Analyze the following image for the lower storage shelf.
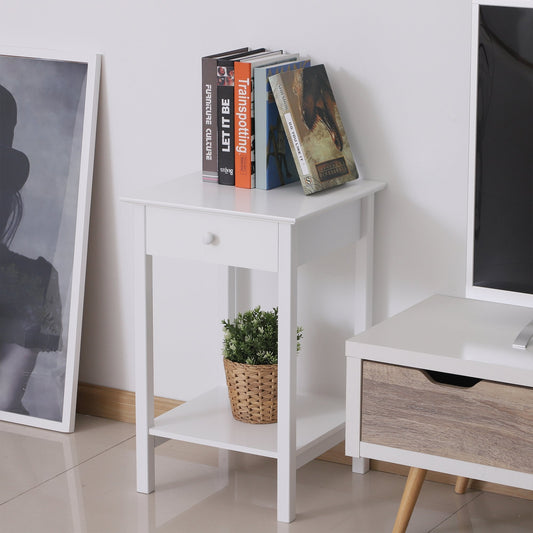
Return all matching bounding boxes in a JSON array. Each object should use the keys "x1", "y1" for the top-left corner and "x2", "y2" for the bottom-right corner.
[{"x1": 149, "y1": 387, "x2": 345, "y2": 465}]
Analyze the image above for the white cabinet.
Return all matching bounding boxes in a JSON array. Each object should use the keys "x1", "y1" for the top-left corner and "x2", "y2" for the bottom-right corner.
[
  {"x1": 346, "y1": 294, "x2": 533, "y2": 490},
  {"x1": 122, "y1": 173, "x2": 385, "y2": 522}
]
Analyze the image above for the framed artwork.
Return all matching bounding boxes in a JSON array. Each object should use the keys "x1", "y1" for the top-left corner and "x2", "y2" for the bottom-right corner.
[{"x1": 0, "y1": 48, "x2": 101, "y2": 432}]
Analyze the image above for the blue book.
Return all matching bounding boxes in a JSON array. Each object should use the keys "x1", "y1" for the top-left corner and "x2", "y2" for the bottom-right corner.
[{"x1": 254, "y1": 58, "x2": 311, "y2": 190}]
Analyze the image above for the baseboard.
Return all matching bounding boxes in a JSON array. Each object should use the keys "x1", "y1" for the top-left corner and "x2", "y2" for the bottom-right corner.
[
  {"x1": 76, "y1": 382, "x2": 533, "y2": 501},
  {"x1": 76, "y1": 382, "x2": 182, "y2": 424}
]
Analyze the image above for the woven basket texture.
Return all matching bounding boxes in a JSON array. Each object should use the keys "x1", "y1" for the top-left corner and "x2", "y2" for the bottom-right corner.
[{"x1": 223, "y1": 358, "x2": 278, "y2": 424}]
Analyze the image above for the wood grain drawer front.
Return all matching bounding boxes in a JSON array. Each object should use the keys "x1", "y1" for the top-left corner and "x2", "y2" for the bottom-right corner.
[
  {"x1": 145, "y1": 207, "x2": 279, "y2": 271},
  {"x1": 361, "y1": 361, "x2": 533, "y2": 474}
]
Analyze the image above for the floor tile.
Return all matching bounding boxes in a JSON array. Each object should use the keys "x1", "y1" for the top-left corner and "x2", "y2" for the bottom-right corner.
[
  {"x1": 431, "y1": 491, "x2": 533, "y2": 532},
  {"x1": 322, "y1": 468, "x2": 479, "y2": 533},
  {"x1": 0, "y1": 415, "x2": 134, "y2": 504},
  {"x1": 1, "y1": 416, "x2": 532, "y2": 532}
]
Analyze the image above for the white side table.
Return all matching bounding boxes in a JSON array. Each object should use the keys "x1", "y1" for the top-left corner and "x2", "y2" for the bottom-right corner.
[
  {"x1": 346, "y1": 294, "x2": 533, "y2": 491},
  {"x1": 122, "y1": 173, "x2": 385, "y2": 522}
]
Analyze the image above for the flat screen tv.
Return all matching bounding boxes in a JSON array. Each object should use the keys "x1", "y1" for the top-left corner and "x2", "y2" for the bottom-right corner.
[{"x1": 466, "y1": 0, "x2": 533, "y2": 308}]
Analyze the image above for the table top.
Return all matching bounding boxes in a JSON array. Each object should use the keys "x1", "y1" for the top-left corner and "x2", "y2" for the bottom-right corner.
[
  {"x1": 346, "y1": 294, "x2": 533, "y2": 386},
  {"x1": 121, "y1": 172, "x2": 386, "y2": 223}
]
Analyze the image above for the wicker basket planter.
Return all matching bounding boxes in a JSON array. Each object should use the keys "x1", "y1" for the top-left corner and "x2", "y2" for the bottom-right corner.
[{"x1": 223, "y1": 358, "x2": 278, "y2": 424}]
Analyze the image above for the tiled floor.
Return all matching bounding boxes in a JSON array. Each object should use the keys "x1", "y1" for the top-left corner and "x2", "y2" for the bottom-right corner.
[{"x1": 0, "y1": 415, "x2": 532, "y2": 532}]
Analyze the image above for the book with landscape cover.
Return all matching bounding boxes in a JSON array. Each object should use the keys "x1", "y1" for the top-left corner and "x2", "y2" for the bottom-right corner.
[
  {"x1": 201, "y1": 47, "x2": 248, "y2": 182},
  {"x1": 269, "y1": 64, "x2": 359, "y2": 195},
  {"x1": 254, "y1": 57, "x2": 311, "y2": 190},
  {"x1": 233, "y1": 51, "x2": 298, "y2": 189},
  {"x1": 216, "y1": 48, "x2": 266, "y2": 186}
]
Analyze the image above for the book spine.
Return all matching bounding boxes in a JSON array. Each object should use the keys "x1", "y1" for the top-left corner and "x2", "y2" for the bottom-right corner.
[
  {"x1": 217, "y1": 58, "x2": 236, "y2": 185},
  {"x1": 256, "y1": 60, "x2": 310, "y2": 190},
  {"x1": 201, "y1": 56, "x2": 219, "y2": 182},
  {"x1": 234, "y1": 61, "x2": 252, "y2": 188},
  {"x1": 253, "y1": 67, "x2": 269, "y2": 190},
  {"x1": 201, "y1": 48, "x2": 249, "y2": 183},
  {"x1": 270, "y1": 73, "x2": 312, "y2": 193}
]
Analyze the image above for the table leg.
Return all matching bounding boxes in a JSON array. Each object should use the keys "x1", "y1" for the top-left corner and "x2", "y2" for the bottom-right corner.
[
  {"x1": 352, "y1": 457, "x2": 370, "y2": 474},
  {"x1": 277, "y1": 223, "x2": 297, "y2": 523},
  {"x1": 354, "y1": 194, "x2": 375, "y2": 334},
  {"x1": 455, "y1": 476, "x2": 470, "y2": 494},
  {"x1": 134, "y1": 205, "x2": 155, "y2": 494},
  {"x1": 392, "y1": 467, "x2": 427, "y2": 533}
]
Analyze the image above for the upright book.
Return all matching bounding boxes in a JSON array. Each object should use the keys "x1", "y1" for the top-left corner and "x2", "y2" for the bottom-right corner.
[
  {"x1": 269, "y1": 64, "x2": 359, "y2": 195},
  {"x1": 217, "y1": 49, "x2": 268, "y2": 185},
  {"x1": 254, "y1": 57, "x2": 311, "y2": 190},
  {"x1": 201, "y1": 47, "x2": 248, "y2": 182},
  {"x1": 233, "y1": 51, "x2": 297, "y2": 189}
]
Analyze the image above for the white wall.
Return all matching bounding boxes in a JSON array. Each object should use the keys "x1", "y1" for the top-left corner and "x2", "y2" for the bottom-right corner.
[{"x1": 0, "y1": 0, "x2": 472, "y2": 400}]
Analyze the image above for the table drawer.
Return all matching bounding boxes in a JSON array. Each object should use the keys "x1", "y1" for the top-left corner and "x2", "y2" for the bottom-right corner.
[
  {"x1": 145, "y1": 206, "x2": 278, "y2": 271},
  {"x1": 361, "y1": 361, "x2": 533, "y2": 474}
]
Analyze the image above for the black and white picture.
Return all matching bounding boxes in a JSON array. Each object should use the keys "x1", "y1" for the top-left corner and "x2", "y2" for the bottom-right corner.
[{"x1": 0, "y1": 49, "x2": 100, "y2": 432}]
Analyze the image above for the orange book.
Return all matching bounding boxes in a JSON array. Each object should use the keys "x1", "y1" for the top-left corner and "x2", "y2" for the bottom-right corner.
[
  {"x1": 234, "y1": 60, "x2": 253, "y2": 188},
  {"x1": 233, "y1": 51, "x2": 286, "y2": 188}
]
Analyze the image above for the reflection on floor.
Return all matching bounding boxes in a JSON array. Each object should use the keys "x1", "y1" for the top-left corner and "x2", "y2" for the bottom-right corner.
[{"x1": 0, "y1": 415, "x2": 532, "y2": 532}]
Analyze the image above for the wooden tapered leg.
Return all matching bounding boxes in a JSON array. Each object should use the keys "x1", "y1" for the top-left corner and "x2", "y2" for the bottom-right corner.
[
  {"x1": 392, "y1": 467, "x2": 427, "y2": 533},
  {"x1": 454, "y1": 476, "x2": 470, "y2": 494}
]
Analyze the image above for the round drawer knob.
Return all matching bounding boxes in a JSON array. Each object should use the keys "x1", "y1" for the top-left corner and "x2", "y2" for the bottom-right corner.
[{"x1": 203, "y1": 232, "x2": 215, "y2": 245}]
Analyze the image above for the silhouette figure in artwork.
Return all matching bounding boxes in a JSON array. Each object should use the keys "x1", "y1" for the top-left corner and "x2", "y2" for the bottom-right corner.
[{"x1": 0, "y1": 84, "x2": 62, "y2": 415}]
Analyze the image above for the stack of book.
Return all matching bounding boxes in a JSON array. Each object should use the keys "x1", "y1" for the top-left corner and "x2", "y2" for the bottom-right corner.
[{"x1": 201, "y1": 47, "x2": 359, "y2": 195}]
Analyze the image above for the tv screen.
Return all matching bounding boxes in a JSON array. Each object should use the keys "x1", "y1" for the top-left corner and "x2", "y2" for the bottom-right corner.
[{"x1": 473, "y1": 5, "x2": 533, "y2": 295}]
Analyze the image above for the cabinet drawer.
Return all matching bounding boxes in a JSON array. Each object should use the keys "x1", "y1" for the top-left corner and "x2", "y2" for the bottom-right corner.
[
  {"x1": 361, "y1": 361, "x2": 533, "y2": 474},
  {"x1": 145, "y1": 206, "x2": 278, "y2": 271}
]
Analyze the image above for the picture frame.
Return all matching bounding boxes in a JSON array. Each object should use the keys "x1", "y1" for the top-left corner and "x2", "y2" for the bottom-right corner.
[{"x1": 0, "y1": 47, "x2": 101, "y2": 432}]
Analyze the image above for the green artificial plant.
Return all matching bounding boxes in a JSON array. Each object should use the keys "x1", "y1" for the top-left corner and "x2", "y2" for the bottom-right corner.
[{"x1": 222, "y1": 306, "x2": 303, "y2": 365}]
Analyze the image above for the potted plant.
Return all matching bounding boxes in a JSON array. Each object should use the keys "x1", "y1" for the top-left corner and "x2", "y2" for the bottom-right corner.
[{"x1": 222, "y1": 306, "x2": 303, "y2": 424}]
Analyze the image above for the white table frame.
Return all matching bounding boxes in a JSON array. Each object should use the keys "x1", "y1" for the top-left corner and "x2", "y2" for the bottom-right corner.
[{"x1": 123, "y1": 173, "x2": 385, "y2": 522}]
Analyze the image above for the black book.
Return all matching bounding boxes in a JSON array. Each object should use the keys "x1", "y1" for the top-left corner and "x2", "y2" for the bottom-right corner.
[
  {"x1": 216, "y1": 48, "x2": 267, "y2": 185},
  {"x1": 201, "y1": 47, "x2": 248, "y2": 182}
]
